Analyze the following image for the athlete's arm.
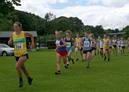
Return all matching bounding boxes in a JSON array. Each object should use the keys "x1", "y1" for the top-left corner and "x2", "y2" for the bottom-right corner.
[
  {"x1": 74, "y1": 38, "x2": 77, "y2": 47},
  {"x1": 72, "y1": 38, "x2": 75, "y2": 47},
  {"x1": 90, "y1": 39, "x2": 93, "y2": 47},
  {"x1": 8, "y1": 33, "x2": 13, "y2": 46},
  {"x1": 58, "y1": 42, "x2": 66, "y2": 48},
  {"x1": 81, "y1": 37, "x2": 84, "y2": 46},
  {"x1": 25, "y1": 33, "x2": 35, "y2": 48},
  {"x1": 56, "y1": 39, "x2": 66, "y2": 48}
]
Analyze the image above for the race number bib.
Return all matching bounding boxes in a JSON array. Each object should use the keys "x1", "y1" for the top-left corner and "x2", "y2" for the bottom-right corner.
[
  {"x1": 15, "y1": 43, "x2": 24, "y2": 49},
  {"x1": 84, "y1": 40, "x2": 90, "y2": 48},
  {"x1": 66, "y1": 42, "x2": 71, "y2": 47}
]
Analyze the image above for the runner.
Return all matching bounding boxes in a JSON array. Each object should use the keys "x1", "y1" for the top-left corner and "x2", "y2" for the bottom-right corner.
[
  {"x1": 103, "y1": 34, "x2": 110, "y2": 62},
  {"x1": 117, "y1": 38, "x2": 121, "y2": 54},
  {"x1": 98, "y1": 37, "x2": 103, "y2": 58},
  {"x1": 91, "y1": 38, "x2": 97, "y2": 56},
  {"x1": 55, "y1": 31, "x2": 68, "y2": 75},
  {"x1": 8, "y1": 22, "x2": 34, "y2": 87},
  {"x1": 74, "y1": 33, "x2": 83, "y2": 61},
  {"x1": 82, "y1": 32, "x2": 93, "y2": 68},
  {"x1": 108, "y1": 36, "x2": 113, "y2": 54},
  {"x1": 65, "y1": 30, "x2": 74, "y2": 66},
  {"x1": 127, "y1": 37, "x2": 129, "y2": 53},
  {"x1": 112, "y1": 38, "x2": 117, "y2": 55},
  {"x1": 120, "y1": 38, "x2": 125, "y2": 55}
]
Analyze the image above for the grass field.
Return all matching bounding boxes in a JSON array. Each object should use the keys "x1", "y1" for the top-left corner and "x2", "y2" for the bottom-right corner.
[{"x1": 0, "y1": 49, "x2": 129, "y2": 92}]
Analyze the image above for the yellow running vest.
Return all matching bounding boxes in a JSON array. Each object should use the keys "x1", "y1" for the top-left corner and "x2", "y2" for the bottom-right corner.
[
  {"x1": 103, "y1": 38, "x2": 110, "y2": 49},
  {"x1": 12, "y1": 31, "x2": 27, "y2": 57},
  {"x1": 75, "y1": 38, "x2": 82, "y2": 48}
]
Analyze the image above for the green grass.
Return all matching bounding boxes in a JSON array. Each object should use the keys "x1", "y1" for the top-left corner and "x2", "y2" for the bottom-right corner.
[{"x1": 0, "y1": 50, "x2": 129, "y2": 92}]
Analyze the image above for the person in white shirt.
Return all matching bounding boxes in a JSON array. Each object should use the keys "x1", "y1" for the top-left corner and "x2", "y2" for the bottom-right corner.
[
  {"x1": 112, "y1": 38, "x2": 117, "y2": 55},
  {"x1": 117, "y1": 38, "x2": 121, "y2": 54},
  {"x1": 120, "y1": 38, "x2": 125, "y2": 55},
  {"x1": 108, "y1": 36, "x2": 112, "y2": 54},
  {"x1": 98, "y1": 37, "x2": 103, "y2": 58}
]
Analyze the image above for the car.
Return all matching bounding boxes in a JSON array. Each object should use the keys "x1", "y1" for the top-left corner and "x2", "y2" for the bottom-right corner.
[{"x1": 0, "y1": 44, "x2": 14, "y2": 56}]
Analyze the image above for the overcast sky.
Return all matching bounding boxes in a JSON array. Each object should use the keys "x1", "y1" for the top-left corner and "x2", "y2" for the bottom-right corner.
[{"x1": 15, "y1": 0, "x2": 129, "y2": 29}]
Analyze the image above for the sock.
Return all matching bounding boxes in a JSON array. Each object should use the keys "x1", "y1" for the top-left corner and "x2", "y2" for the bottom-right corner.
[
  {"x1": 57, "y1": 70, "x2": 61, "y2": 73},
  {"x1": 68, "y1": 57, "x2": 70, "y2": 62},
  {"x1": 19, "y1": 77, "x2": 23, "y2": 87},
  {"x1": 27, "y1": 76, "x2": 32, "y2": 80},
  {"x1": 19, "y1": 77, "x2": 23, "y2": 82},
  {"x1": 104, "y1": 55, "x2": 106, "y2": 61}
]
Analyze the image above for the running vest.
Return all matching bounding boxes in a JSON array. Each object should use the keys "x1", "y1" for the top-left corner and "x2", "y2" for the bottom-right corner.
[
  {"x1": 56, "y1": 39, "x2": 66, "y2": 52},
  {"x1": 99, "y1": 40, "x2": 103, "y2": 48},
  {"x1": 113, "y1": 40, "x2": 117, "y2": 45},
  {"x1": 75, "y1": 38, "x2": 81, "y2": 47},
  {"x1": 109, "y1": 40, "x2": 112, "y2": 47},
  {"x1": 117, "y1": 40, "x2": 121, "y2": 47},
  {"x1": 120, "y1": 40, "x2": 124, "y2": 47},
  {"x1": 103, "y1": 38, "x2": 110, "y2": 49},
  {"x1": 65, "y1": 38, "x2": 73, "y2": 48},
  {"x1": 12, "y1": 31, "x2": 27, "y2": 57},
  {"x1": 83, "y1": 37, "x2": 92, "y2": 50}
]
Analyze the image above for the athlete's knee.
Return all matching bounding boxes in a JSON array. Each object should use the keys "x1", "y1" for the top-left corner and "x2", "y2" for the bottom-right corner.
[
  {"x1": 87, "y1": 56, "x2": 90, "y2": 60},
  {"x1": 16, "y1": 64, "x2": 21, "y2": 71},
  {"x1": 87, "y1": 54, "x2": 92, "y2": 59},
  {"x1": 21, "y1": 66, "x2": 25, "y2": 70}
]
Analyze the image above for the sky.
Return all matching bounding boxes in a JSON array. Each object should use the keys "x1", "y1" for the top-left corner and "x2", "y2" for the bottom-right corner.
[{"x1": 15, "y1": 0, "x2": 129, "y2": 29}]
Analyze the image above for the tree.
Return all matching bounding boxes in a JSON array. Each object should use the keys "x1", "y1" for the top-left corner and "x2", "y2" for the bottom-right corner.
[
  {"x1": 83, "y1": 25, "x2": 94, "y2": 32},
  {"x1": 123, "y1": 26, "x2": 129, "y2": 38},
  {"x1": 83, "y1": 25, "x2": 105, "y2": 37},
  {"x1": 12, "y1": 0, "x2": 21, "y2": 6},
  {"x1": 69, "y1": 17, "x2": 84, "y2": 32},
  {"x1": 0, "y1": 0, "x2": 21, "y2": 31},
  {"x1": 15, "y1": 10, "x2": 46, "y2": 35},
  {"x1": 50, "y1": 16, "x2": 84, "y2": 33},
  {"x1": 44, "y1": 12, "x2": 56, "y2": 35},
  {"x1": 0, "y1": 0, "x2": 21, "y2": 15},
  {"x1": 105, "y1": 29, "x2": 114, "y2": 33},
  {"x1": 44, "y1": 12, "x2": 56, "y2": 22},
  {"x1": 94, "y1": 25, "x2": 105, "y2": 37}
]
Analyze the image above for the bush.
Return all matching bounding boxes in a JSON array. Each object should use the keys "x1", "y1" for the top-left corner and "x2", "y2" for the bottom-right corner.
[{"x1": 47, "y1": 40, "x2": 56, "y2": 49}]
